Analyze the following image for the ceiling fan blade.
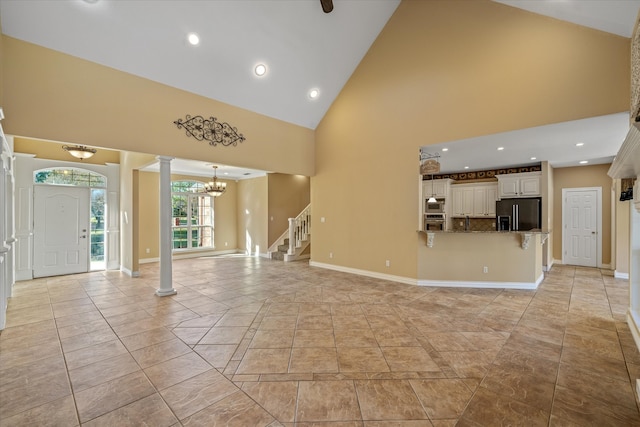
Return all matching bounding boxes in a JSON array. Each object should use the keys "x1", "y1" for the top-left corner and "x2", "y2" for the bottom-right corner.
[{"x1": 320, "y1": 0, "x2": 333, "y2": 13}]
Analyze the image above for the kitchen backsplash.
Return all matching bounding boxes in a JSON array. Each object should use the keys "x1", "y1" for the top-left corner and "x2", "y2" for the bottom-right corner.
[{"x1": 450, "y1": 218, "x2": 496, "y2": 232}]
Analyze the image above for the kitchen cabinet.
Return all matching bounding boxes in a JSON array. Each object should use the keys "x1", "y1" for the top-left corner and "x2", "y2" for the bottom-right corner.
[
  {"x1": 423, "y1": 178, "x2": 451, "y2": 199},
  {"x1": 497, "y1": 172, "x2": 541, "y2": 198},
  {"x1": 473, "y1": 185, "x2": 497, "y2": 216},
  {"x1": 451, "y1": 186, "x2": 474, "y2": 216},
  {"x1": 452, "y1": 183, "x2": 497, "y2": 217}
]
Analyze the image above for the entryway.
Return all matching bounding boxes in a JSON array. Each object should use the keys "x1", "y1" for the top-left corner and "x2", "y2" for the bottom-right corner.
[
  {"x1": 33, "y1": 183, "x2": 107, "y2": 278},
  {"x1": 562, "y1": 187, "x2": 601, "y2": 267}
]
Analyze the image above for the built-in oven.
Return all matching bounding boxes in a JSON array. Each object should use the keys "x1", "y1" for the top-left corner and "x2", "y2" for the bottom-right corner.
[{"x1": 424, "y1": 213, "x2": 445, "y2": 231}]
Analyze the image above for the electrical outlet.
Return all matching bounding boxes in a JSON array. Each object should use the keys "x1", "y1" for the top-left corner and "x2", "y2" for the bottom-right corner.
[
  {"x1": 225, "y1": 242, "x2": 228, "y2": 246},
  {"x1": 385, "y1": 260, "x2": 390, "y2": 267},
  {"x1": 321, "y1": 217, "x2": 326, "y2": 223},
  {"x1": 483, "y1": 266, "x2": 488, "y2": 273},
  {"x1": 459, "y1": 221, "x2": 463, "y2": 226},
  {"x1": 329, "y1": 252, "x2": 333, "y2": 259},
  {"x1": 146, "y1": 248, "x2": 150, "y2": 254}
]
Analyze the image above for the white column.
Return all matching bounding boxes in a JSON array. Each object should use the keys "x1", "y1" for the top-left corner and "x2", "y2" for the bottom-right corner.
[{"x1": 156, "y1": 156, "x2": 176, "y2": 297}]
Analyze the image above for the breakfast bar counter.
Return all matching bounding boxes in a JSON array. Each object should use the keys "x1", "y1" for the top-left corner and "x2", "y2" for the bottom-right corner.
[{"x1": 417, "y1": 230, "x2": 550, "y2": 289}]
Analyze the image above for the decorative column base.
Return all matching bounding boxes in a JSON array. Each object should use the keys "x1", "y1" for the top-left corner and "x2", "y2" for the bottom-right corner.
[{"x1": 155, "y1": 288, "x2": 177, "y2": 297}]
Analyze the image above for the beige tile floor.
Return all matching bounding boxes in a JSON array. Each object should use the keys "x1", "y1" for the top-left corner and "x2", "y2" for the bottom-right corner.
[{"x1": 1, "y1": 256, "x2": 639, "y2": 426}]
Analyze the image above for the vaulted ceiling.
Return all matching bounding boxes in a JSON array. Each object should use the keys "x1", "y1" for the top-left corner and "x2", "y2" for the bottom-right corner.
[{"x1": 2, "y1": 0, "x2": 639, "y2": 176}]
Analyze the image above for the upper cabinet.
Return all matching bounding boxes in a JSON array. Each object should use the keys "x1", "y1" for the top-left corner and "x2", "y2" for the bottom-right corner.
[
  {"x1": 422, "y1": 178, "x2": 451, "y2": 199},
  {"x1": 497, "y1": 172, "x2": 541, "y2": 198},
  {"x1": 451, "y1": 182, "x2": 498, "y2": 217}
]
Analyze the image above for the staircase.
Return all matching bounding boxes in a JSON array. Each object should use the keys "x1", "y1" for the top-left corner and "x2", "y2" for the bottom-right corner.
[{"x1": 268, "y1": 204, "x2": 310, "y2": 262}]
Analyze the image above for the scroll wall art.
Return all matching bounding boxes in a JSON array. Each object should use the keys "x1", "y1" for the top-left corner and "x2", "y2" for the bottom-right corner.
[{"x1": 173, "y1": 115, "x2": 246, "y2": 147}]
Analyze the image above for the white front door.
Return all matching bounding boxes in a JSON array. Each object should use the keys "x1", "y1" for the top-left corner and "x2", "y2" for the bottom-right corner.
[
  {"x1": 33, "y1": 186, "x2": 90, "y2": 278},
  {"x1": 563, "y1": 188, "x2": 599, "y2": 267}
]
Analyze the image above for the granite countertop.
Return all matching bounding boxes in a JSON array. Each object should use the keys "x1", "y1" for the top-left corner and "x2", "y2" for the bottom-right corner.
[{"x1": 418, "y1": 229, "x2": 550, "y2": 234}]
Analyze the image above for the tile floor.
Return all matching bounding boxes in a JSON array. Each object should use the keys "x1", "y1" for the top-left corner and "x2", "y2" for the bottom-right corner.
[{"x1": 1, "y1": 257, "x2": 639, "y2": 426}]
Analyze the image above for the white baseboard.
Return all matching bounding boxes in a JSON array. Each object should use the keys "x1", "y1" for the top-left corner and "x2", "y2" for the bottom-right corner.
[
  {"x1": 543, "y1": 258, "x2": 555, "y2": 272},
  {"x1": 309, "y1": 261, "x2": 417, "y2": 286},
  {"x1": 601, "y1": 263, "x2": 612, "y2": 270},
  {"x1": 615, "y1": 271, "x2": 630, "y2": 279},
  {"x1": 120, "y1": 266, "x2": 139, "y2": 277},
  {"x1": 418, "y1": 273, "x2": 543, "y2": 290},
  {"x1": 309, "y1": 261, "x2": 544, "y2": 289},
  {"x1": 139, "y1": 249, "x2": 240, "y2": 264}
]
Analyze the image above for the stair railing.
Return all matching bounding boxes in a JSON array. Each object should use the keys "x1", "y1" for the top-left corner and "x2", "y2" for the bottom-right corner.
[{"x1": 287, "y1": 204, "x2": 311, "y2": 255}]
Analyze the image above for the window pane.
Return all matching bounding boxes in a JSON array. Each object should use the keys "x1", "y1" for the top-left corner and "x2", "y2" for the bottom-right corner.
[
  {"x1": 90, "y1": 189, "x2": 106, "y2": 263},
  {"x1": 172, "y1": 227, "x2": 189, "y2": 249}
]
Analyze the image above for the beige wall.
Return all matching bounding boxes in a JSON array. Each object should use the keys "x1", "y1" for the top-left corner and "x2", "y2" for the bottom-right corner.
[
  {"x1": 2, "y1": 36, "x2": 315, "y2": 177},
  {"x1": 237, "y1": 176, "x2": 268, "y2": 255},
  {"x1": 138, "y1": 171, "x2": 160, "y2": 260},
  {"x1": 119, "y1": 151, "x2": 156, "y2": 274},
  {"x1": 615, "y1": 179, "x2": 631, "y2": 275},
  {"x1": 137, "y1": 171, "x2": 238, "y2": 260},
  {"x1": 313, "y1": 0, "x2": 629, "y2": 279},
  {"x1": 14, "y1": 137, "x2": 120, "y2": 164},
  {"x1": 267, "y1": 173, "x2": 311, "y2": 246},
  {"x1": 552, "y1": 164, "x2": 613, "y2": 264}
]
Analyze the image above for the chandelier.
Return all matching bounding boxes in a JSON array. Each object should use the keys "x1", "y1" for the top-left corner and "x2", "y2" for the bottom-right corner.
[
  {"x1": 204, "y1": 166, "x2": 227, "y2": 197},
  {"x1": 62, "y1": 145, "x2": 97, "y2": 160}
]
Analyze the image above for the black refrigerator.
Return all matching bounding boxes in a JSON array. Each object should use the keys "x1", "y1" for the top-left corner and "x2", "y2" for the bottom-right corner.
[{"x1": 495, "y1": 197, "x2": 541, "y2": 231}]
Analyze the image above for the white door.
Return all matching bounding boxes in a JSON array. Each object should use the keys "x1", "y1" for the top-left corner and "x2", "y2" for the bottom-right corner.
[
  {"x1": 563, "y1": 188, "x2": 598, "y2": 267},
  {"x1": 33, "y1": 186, "x2": 90, "y2": 278}
]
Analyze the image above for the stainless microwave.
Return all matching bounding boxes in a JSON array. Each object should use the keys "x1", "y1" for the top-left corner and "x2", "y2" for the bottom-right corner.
[{"x1": 425, "y1": 199, "x2": 445, "y2": 213}]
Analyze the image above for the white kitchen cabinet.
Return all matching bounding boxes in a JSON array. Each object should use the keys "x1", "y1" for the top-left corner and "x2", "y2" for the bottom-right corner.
[
  {"x1": 486, "y1": 186, "x2": 497, "y2": 216},
  {"x1": 452, "y1": 183, "x2": 498, "y2": 217},
  {"x1": 473, "y1": 185, "x2": 498, "y2": 216},
  {"x1": 451, "y1": 186, "x2": 474, "y2": 216},
  {"x1": 423, "y1": 178, "x2": 450, "y2": 199},
  {"x1": 497, "y1": 172, "x2": 541, "y2": 198}
]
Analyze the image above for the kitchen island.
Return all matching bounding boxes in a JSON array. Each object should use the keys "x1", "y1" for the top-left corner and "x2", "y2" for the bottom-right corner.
[{"x1": 417, "y1": 230, "x2": 549, "y2": 289}]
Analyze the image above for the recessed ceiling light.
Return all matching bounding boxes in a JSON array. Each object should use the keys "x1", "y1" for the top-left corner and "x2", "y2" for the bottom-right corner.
[
  {"x1": 530, "y1": 157, "x2": 537, "y2": 160},
  {"x1": 442, "y1": 148, "x2": 449, "y2": 152},
  {"x1": 254, "y1": 64, "x2": 266, "y2": 76},
  {"x1": 187, "y1": 33, "x2": 200, "y2": 46},
  {"x1": 309, "y1": 88, "x2": 320, "y2": 99},
  {"x1": 575, "y1": 142, "x2": 584, "y2": 147},
  {"x1": 579, "y1": 160, "x2": 588, "y2": 164},
  {"x1": 82, "y1": 0, "x2": 99, "y2": 3},
  {"x1": 497, "y1": 147, "x2": 504, "y2": 151},
  {"x1": 464, "y1": 166, "x2": 469, "y2": 169}
]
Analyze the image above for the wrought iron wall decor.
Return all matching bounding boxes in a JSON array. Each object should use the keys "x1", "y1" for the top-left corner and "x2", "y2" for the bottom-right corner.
[{"x1": 173, "y1": 115, "x2": 245, "y2": 147}]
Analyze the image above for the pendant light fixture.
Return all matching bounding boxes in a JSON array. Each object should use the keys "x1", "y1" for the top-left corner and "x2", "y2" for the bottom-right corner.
[
  {"x1": 204, "y1": 165, "x2": 227, "y2": 197},
  {"x1": 427, "y1": 174, "x2": 438, "y2": 203},
  {"x1": 62, "y1": 145, "x2": 97, "y2": 160},
  {"x1": 420, "y1": 150, "x2": 441, "y2": 203}
]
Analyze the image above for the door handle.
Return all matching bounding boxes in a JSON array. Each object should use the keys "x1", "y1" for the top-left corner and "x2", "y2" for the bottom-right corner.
[
  {"x1": 591, "y1": 231, "x2": 596, "y2": 235},
  {"x1": 81, "y1": 235, "x2": 87, "y2": 239}
]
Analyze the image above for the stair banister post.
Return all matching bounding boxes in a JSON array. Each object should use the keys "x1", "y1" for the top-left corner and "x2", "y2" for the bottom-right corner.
[{"x1": 288, "y1": 218, "x2": 296, "y2": 255}]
